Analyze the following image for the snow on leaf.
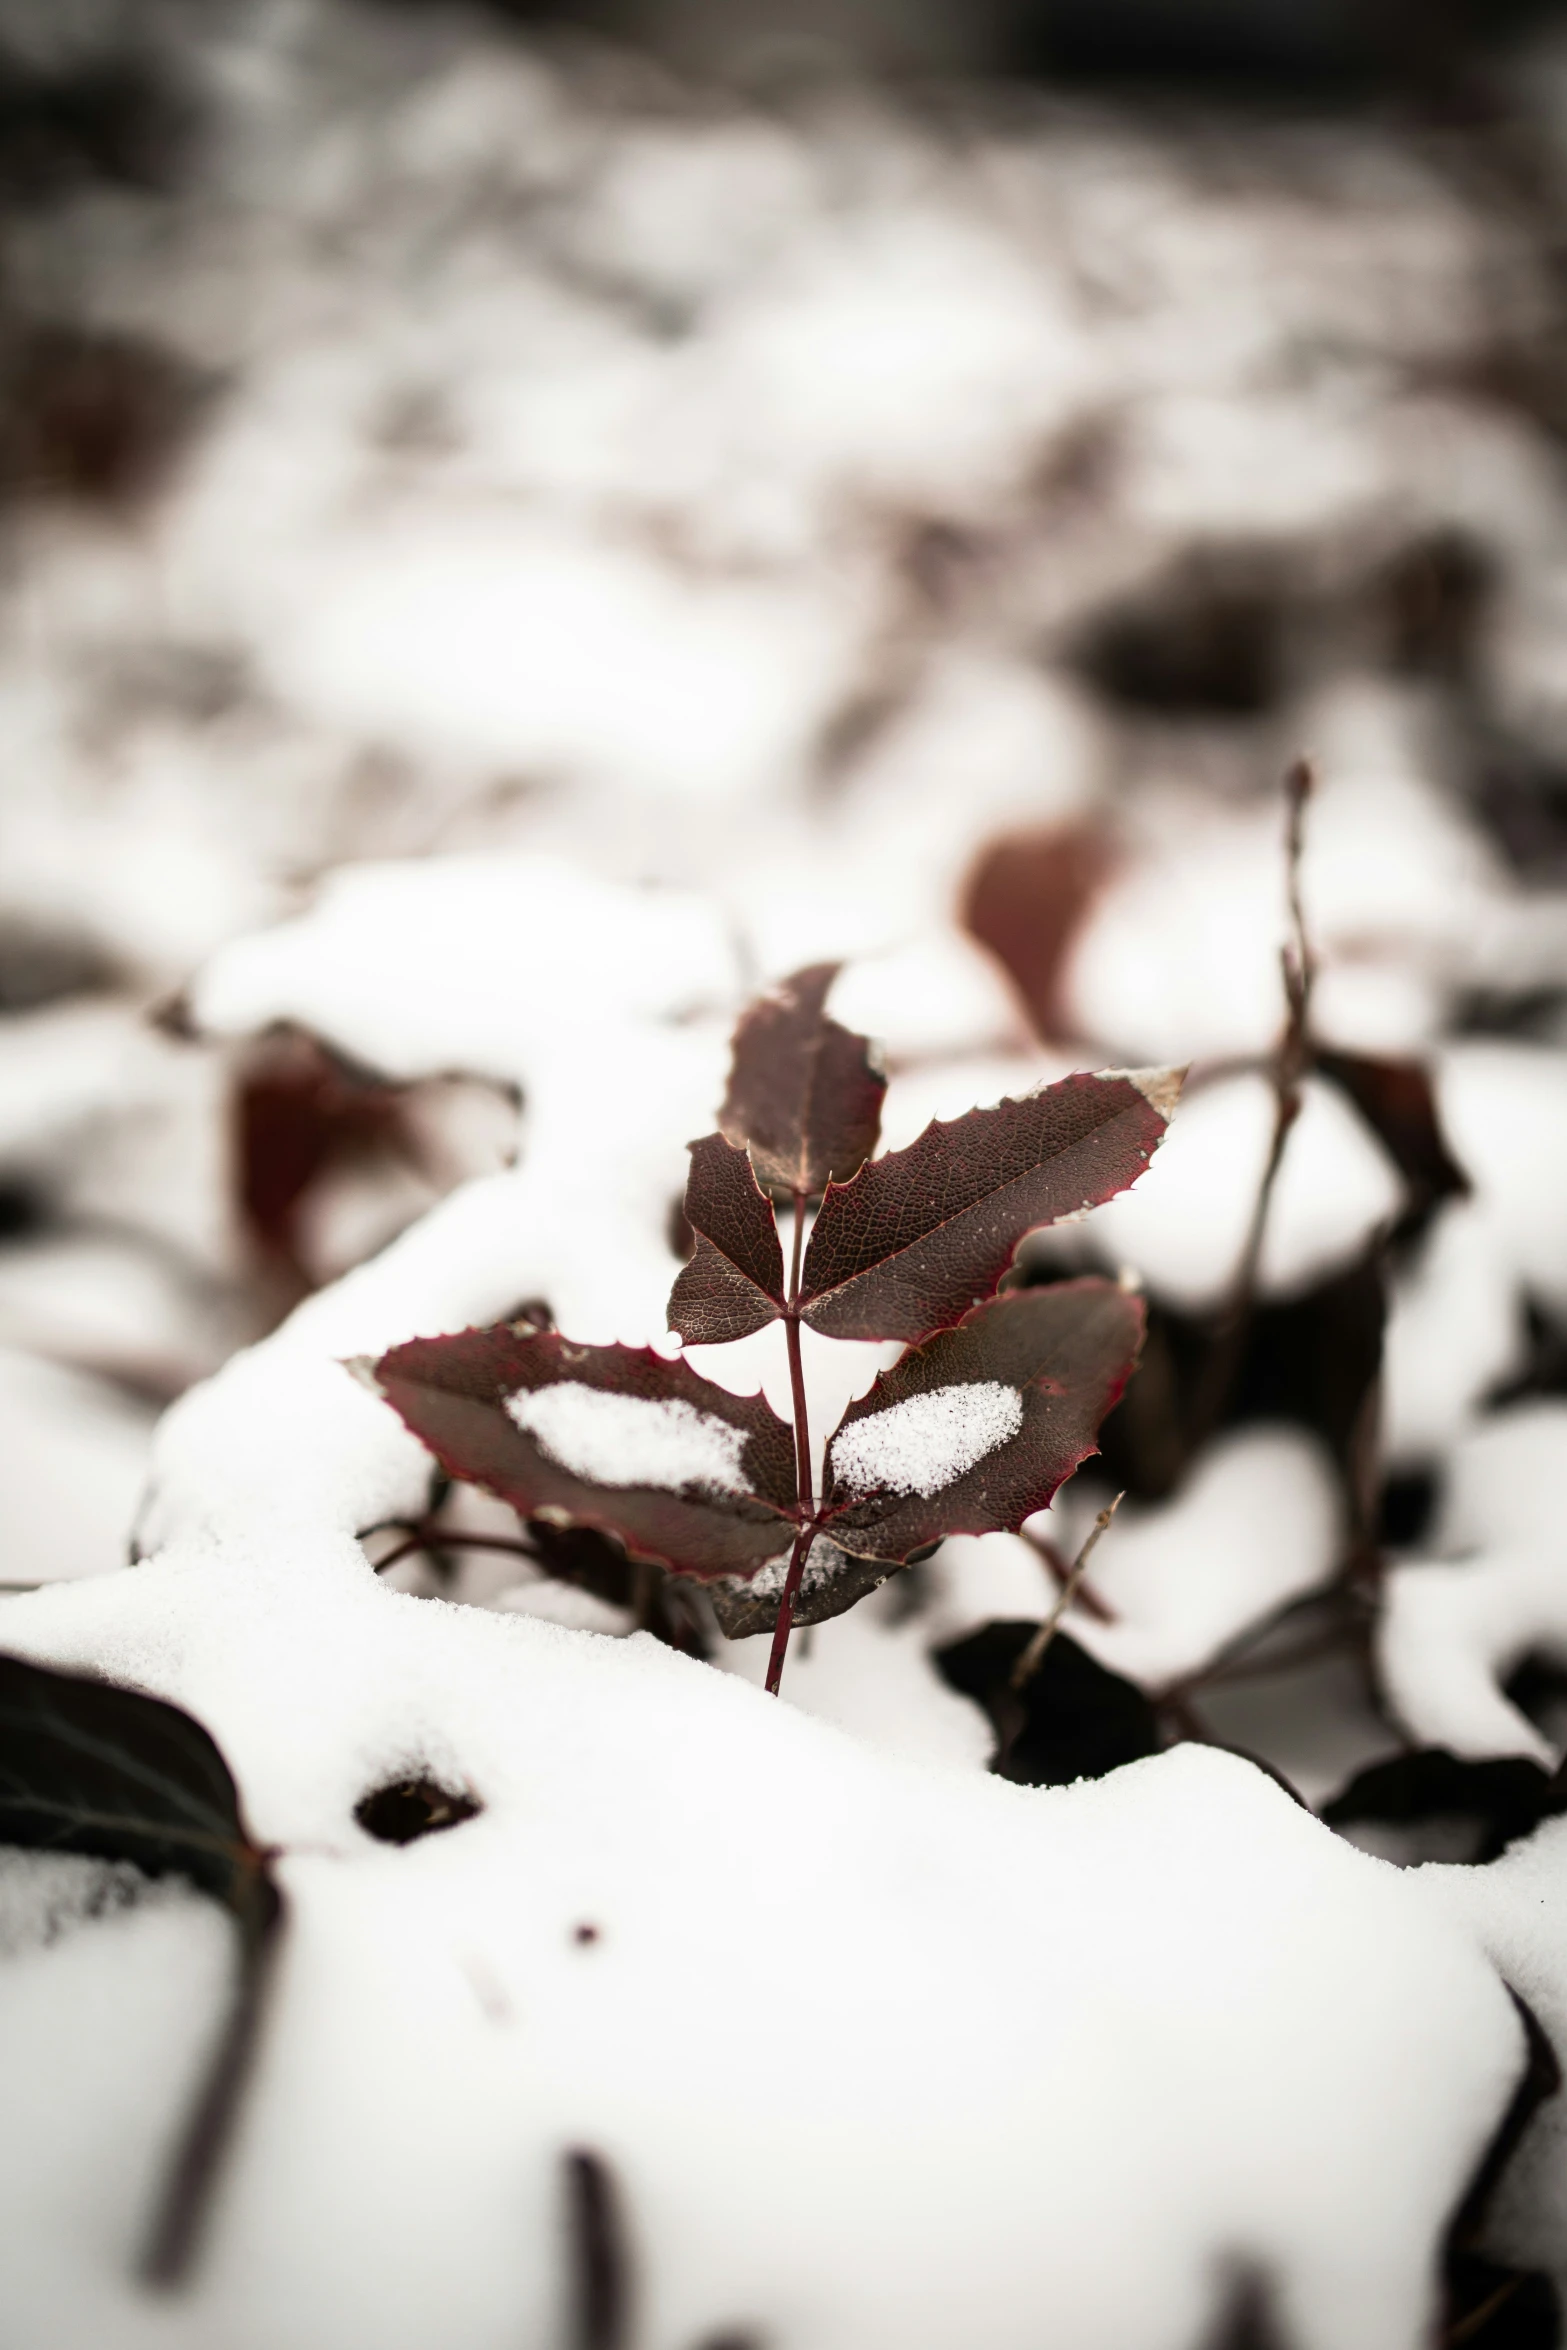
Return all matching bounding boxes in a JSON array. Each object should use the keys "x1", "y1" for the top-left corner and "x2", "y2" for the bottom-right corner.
[
  {"x1": 720, "y1": 962, "x2": 886, "y2": 1201},
  {"x1": 505, "y1": 1384, "x2": 748, "y2": 1494},
  {"x1": 366, "y1": 1326, "x2": 798, "y2": 1582},
  {"x1": 0, "y1": 1653, "x2": 281, "y2": 2287},
  {"x1": 828, "y1": 1381, "x2": 1023, "y2": 1500},
  {"x1": 666, "y1": 1132, "x2": 786, "y2": 1345},
  {"x1": 799, "y1": 1069, "x2": 1180, "y2": 1343},
  {"x1": 705, "y1": 1534, "x2": 893, "y2": 1638},
  {"x1": 822, "y1": 1280, "x2": 1145, "y2": 1564}
]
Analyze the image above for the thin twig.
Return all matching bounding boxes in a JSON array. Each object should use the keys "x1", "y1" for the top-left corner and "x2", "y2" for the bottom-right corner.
[
  {"x1": 1019, "y1": 1526, "x2": 1116, "y2": 1621},
  {"x1": 367, "y1": 1526, "x2": 542, "y2": 1576},
  {"x1": 1010, "y1": 1492, "x2": 1125, "y2": 1692},
  {"x1": 1189, "y1": 758, "x2": 1317, "y2": 1443},
  {"x1": 1229, "y1": 756, "x2": 1317, "y2": 1325}
]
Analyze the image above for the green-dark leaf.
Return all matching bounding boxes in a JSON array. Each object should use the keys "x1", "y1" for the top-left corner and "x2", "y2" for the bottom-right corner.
[{"x1": 0, "y1": 1652, "x2": 280, "y2": 2287}]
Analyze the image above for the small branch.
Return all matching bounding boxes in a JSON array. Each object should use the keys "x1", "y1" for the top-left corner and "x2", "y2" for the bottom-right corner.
[
  {"x1": 768, "y1": 1190, "x2": 815, "y2": 1697},
  {"x1": 564, "y1": 2148, "x2": 632, "y2": 2350},
  {"x1": 140, "y1": 1887, "x2": 282, "y2": 2287},
  {"x1": 1230, "y1": 756, "x2": 1317, "y2": 1325},
  {"x1": 1010, "y1": 1492, "x2": 1125, "y2": 1692},
  {"x1": 1019, "y1": 1526, "x2": 1116, "y2": 1621},
  {"x1": 368, "y1": 1525, "x2": 542, "y2": 1577},
  {"x1": 1190, "y1": 758, "x2": 1318, "y2": 1444}
]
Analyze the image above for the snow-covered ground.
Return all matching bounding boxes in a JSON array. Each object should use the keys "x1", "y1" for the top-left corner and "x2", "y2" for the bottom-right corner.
[{"x1": 10, "y1": 2, "x2": 1567, "y2": 2342}]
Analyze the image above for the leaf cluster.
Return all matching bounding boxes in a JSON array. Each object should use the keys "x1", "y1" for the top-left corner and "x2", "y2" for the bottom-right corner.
[{"x1": 367, "y1": 964, "x2": 1177, "y2": 1641}]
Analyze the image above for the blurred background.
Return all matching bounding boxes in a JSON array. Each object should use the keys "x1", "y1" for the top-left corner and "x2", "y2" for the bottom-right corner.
[{"x1": 10, "y1": 0, "x2": 1567, "y2": 1730}]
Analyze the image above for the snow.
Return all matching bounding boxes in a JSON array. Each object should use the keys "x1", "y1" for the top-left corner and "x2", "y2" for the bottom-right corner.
[
  {"x1": 0, "y1": 1547, "x2": 1527, "y2": 2350},
  {"x1": 829, "y1": 1382, "x2": 1023, "y2": 1499},
  {"x1": 9, "y1": 9, "x2": 1567, "y2": 2339},
  {"x1": 1381, "y1": 1199, "x2": 1525, "y2": 1469},
  {"x1": 189, "y1": 855, "x2": 739, "y2": 1087},
  {"x1": 1087, "y1": 1071, "x2": 1403, "y2": 1311},
  {"x1": 1422, "y1": 1818, "x2": 1567, "y2": 2311},
  {"x1": 0, "y1": 1347, "x2": 157, "y2": 1590},
  {"x1": 1062, "y1": 1429, "x2": 1344, "y2": 1690},
  {"x1": 1438, "y1": 1043, "x2": 1567, "y2": 1320},
  {"x1": 1379, "y1": 1404, "x2": 1567, "y2": 1763},
  {"x1": 504, "y1": 1384, "x2": 749, "y2": 1494}
]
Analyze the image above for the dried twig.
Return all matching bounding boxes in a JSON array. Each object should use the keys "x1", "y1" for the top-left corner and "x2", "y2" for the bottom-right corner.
[
  {"x1": 366, "y1": 1523, "x2": 541, "y2": 1577},
  {"x1": 1189, "y1": 758, "x2": 1318, "y2": 1444},
  {"x1": 1010, "y1": 1492, "x2": 1125, "y2": 1692},
  {"x1": 1230, "y1": 756, "x2": 1317, "y2": 1323}
]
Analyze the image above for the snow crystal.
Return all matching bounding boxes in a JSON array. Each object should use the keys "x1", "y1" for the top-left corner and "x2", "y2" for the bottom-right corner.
[
  {"x1": 503, "y1": 1383, "x2": 747, "y2": 1492},
  {"x1": 830, "y1": 1382, "x2": 1022, "y2": 1498}
]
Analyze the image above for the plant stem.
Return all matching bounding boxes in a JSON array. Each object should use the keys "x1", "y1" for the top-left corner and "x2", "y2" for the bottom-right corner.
[
  {"x1": 1231, "y1": 757, "x2": 1317, "y2": 1321},
  {"x1": 767, "y1": 1190, "x2": 814, "y2": 1697},
  {"x1": 1191, "y1": 758, "x2": 1317, "y2": 1442},
  {"x1": 369, "y1": 1525, "x2": 541, "y2": 1576},
  {"x1": 1010, "y1": 1492, "x2": 1125, "y2": 1692},
  {"x1": 765, "y1": 1522, "x2": 814, "y2": 1696}
]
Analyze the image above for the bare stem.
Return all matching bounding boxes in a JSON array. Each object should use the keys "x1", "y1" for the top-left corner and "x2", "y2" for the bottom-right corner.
[
  {"x1": 1011, "y1": 1492, "x2": 1125, "y2": 1692},
  {"x1": 368, "y1": 1526, "x2": 541, "y2": 1576},
  {"x1": 1191, "y1": 758, "x2": 1317, "y2": 1441},
  {"x1": 1230, "y1": 756, "x2": 1317, "y2": 1323},
  {"x1": 768, "y1": 1189, "x2": 814, "y2": 1697},
  {"x1": 765, "y1": 1521, "x2": 815, "y2": 1696}
]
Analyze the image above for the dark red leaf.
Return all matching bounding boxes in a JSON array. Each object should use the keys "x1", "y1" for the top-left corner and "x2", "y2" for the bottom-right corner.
[
  {"x1": 799, "y1": 1069, "x2": 1179, "y2": 1343},
  {"x1": 1315, "y1": 1049, "x2": 1469, "y2": 1235},
  {"x1": 705, "y1": 1536, "x2": 892, "y2": 1638},
  {"x1": 821, "y1": 1279, "x2": 1145, "y2": 1563},
  {"x1": 235, "y1": 1030, "x2": 411, "y2": 1286},
  {"x1": 960, "y1": 819, "x2": 1118, "y2": 1043},
  {"x1": 0, "y1": 1653, "x2": 281, "y2": 2285},
  {"x1": 365, "y1": 1326, "x2": 797, "y2": 1582},
  {"x1": 720, "y1": 962, "x2": 886, "y2": 1200},
  {"x1": 666, "y1": 1133, "x2": 786, "y2": 1345}
]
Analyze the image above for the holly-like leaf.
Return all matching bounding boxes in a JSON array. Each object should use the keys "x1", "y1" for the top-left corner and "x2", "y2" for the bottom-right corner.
[
  {"x1": 719, "y1": 962, "x2": 886, "y2": 1200},
  {"x1": 705, "y1": 1534, "x2": 892, "y2": 1638},
  {"x1": 0, "y1": 1653, "x2": 281, "y2": 2285},
  {"x1": 820, "y1": 1279, "x2": 1145, "y2": 1564},
  {"x1": 666, "y1": 1133, "x2": 786, "y2": 1345},
  {"x1": 799, "y1": 1069, "x2": 1179, "y2": 1343},
  {"x1": 365, "y1": 1327, "x2": 798, "y2": 1582}
]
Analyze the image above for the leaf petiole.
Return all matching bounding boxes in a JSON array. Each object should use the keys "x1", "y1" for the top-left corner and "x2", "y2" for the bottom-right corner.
[{"x1": 767, "y1": 1190, "x2": 815, "y2": 1697}]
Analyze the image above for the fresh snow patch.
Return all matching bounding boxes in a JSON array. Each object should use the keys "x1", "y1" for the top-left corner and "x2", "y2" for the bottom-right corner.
[
  {"x1": 504, "y1": 1383, "x2": 747, "y2": 1492},
  {"x1": 831, "y1": 1382, "x2": 1022, "y2": 1498}
]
